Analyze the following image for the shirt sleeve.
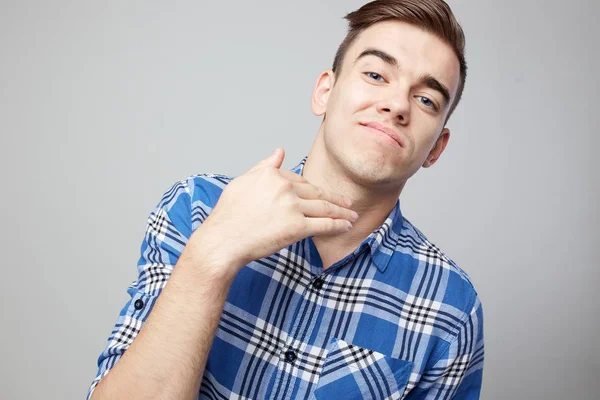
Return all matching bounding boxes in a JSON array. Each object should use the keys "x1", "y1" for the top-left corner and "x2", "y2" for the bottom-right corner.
[
  {"x1": 405, "y1": 296, "x2": 485, "y2": 399},
  {"x1": 86, "y1": 177, "x2": 197, "y2": 400}
]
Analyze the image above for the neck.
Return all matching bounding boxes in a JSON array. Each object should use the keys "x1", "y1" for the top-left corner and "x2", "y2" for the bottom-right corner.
[{"x1": 301, "y1": 133, "x2": 406, "y2": 249}]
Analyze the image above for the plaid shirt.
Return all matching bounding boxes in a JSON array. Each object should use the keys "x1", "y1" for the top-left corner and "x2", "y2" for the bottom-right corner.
[{"x1": 87, "y1": 157, "x2": 484, "y2": 400}]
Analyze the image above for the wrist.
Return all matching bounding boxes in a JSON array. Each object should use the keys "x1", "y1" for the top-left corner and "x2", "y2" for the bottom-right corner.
[{"x1": 181, "y1": 220, "x2": 248, "y2": 280}]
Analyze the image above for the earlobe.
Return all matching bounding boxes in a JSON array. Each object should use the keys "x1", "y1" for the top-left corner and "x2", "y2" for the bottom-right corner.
[
  {"x1": 311, "y1": 70, "x2": 334, "y2": 116},
  {"x1": 423, "y1": 128, "x2": 450, "y2": 168}
]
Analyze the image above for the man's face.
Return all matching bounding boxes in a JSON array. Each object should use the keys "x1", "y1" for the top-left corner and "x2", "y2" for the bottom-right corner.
[{"x1": 312, "y1": 20, "x2": 460, "y2": 188}]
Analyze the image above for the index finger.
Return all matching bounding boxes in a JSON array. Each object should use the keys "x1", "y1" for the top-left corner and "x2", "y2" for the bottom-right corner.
[
  {"x1": 293, "y1": 182, "x2": 352, "y2": 209},
  {"x1": 279, "y1": 169, "x2": 308, "y2": 183}
]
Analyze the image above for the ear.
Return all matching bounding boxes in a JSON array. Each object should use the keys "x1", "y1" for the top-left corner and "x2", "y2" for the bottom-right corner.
[
  {"x1": 423, "y1": 128, "x2": 450, "y2": 168},
  {"x1": 311, "y1": 69, "x2": 335, "y2": 116}
]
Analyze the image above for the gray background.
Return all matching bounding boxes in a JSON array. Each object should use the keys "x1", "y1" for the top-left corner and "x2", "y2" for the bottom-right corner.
[{"x1": 1, "y1": 0, "x2": 598, "y2": 399}]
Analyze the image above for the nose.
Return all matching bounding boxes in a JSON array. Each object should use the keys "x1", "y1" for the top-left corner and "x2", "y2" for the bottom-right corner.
[{"x1": 376, "y1": 87, "x2": 410, "y2": 125}]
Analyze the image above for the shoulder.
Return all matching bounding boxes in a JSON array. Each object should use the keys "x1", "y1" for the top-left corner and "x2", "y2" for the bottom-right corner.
[
  {"x1": 401, "y1": 217, "x2": 476, "y2": 285},
  {"x1": 398, "y1": 216, "x2": 482, "y2": 318},
  {"x1": 146, "y1": 173, "x2": 235, "y2": 239},
  {"x1": 185, "y1": 173, "x2": 235, "y2": 208},
  {"x1": 155, "y1": 173, "x2": 235, "y2": 212}
]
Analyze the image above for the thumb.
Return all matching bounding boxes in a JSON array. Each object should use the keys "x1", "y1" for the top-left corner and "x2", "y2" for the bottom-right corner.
[
  {"x1": 265, "y1": 147, "x2": 285, "y2": 168},
  {"x1": 250, "y1": 148, "x2": 285, "y2": 172}
]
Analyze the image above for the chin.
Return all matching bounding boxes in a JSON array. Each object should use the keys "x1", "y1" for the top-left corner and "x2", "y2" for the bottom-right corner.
[
  {"x1": 339, "y1": 150, "x2": 400, "y2": 186},
  {"x1": 324, "y1": 128, "x2": 403, "y2": 185}
]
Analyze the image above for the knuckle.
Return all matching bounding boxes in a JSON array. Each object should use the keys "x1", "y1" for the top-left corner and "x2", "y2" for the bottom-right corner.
[
  {"x1": 322, "y1": 200, "x2": 333, "y2": 215},
  {"x1": 280, "y1": 179, "x2": 294, "y2": 191},
  {"x1": 327, "y1": 219, "x2": 337, "y2": 231},
  {"x1": 299, "y1": 218, "x2": 309, "y2": 231},
  {"x1": 316, "y1": 186, "x2": 324, "y2": 199},
  {"x1": 292, "y1": 218, "x2": 307, "y2": 233},
  {"x1": 287, "y1": 196, "x2": 300, "y2": 211}
]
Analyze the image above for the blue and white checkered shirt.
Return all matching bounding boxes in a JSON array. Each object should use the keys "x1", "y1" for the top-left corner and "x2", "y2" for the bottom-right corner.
[{"x1": 87, "y1": 157, "x2": 484, "y2": 399}]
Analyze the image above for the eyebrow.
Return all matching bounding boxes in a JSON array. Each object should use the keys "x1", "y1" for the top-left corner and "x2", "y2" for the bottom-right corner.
[{"x1": 354, "y1": 47, "x2": 452, "y2": 109}]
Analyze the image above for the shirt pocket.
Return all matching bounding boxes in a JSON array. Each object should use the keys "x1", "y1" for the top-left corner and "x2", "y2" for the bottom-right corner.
[{"x1": 313, "y1": 338, "x2": 413, "y2": 400}]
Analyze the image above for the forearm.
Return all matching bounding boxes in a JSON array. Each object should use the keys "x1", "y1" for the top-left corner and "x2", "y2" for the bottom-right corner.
[{"x1": 91, "y1": 229, "x2": 241, "y2": 400}]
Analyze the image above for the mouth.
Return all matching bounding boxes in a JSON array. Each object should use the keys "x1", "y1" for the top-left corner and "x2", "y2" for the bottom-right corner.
[{"x1": 359, "y1": 122, "x2": 404, "y2": 148}]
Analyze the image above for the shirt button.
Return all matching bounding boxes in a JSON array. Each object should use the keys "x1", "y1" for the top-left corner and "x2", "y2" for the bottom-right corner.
[
  {"x1": 284, "y1": 350, "x2": 297, "y2": 363},
  {"x1": 313, "y1": 278, "x2": 324, "y2": 290},
  {"x1": 134, "y1": 299, "x2": 144, "y2": 310}
]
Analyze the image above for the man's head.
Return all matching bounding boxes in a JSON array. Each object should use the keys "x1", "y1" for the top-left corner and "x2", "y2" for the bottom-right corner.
[{"x1": 310, "y1": 0, "x2": 466, "y2": 190}]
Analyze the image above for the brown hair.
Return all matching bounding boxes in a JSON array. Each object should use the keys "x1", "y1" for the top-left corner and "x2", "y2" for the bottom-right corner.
[{"x1": 332, "y1": 0, "x2": 467, "y2": 123}]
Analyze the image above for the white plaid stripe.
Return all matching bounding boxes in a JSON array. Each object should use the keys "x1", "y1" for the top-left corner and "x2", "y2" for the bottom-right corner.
[
  {"x1": 399, "y1": 294, "x2": 442, "y2": 335},
  {"x1": 147, "y1": 207, "x2": 169, "y2": 241},
  {"x1": 130, "y1": 262, "x2": 173, "y2": 295},
  {"x1": 109, "y1": 315, "x2": 143, "y2": 349},
  {"x1": 216, "y1": 303, "x2": 288, "y2": 363},
  {"x1": 200, "y1": 369, "x2": 250, "y2": 400}
]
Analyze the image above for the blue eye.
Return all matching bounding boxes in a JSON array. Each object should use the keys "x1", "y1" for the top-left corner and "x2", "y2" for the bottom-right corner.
[
  {"x1": 417, "y1": 96, "x2": 436, "y2": 110},
  {"x1": 365, "y1": 72, "x2": 385, "y2": 82}
]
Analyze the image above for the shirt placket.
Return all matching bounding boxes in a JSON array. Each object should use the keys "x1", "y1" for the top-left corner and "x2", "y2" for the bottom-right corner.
[
  {"x1": 267, "y1": 238, "x2": 369, "y2": 400},
  {"x1": 267, "y1": 245, "x2": 330, "y2": 399}
]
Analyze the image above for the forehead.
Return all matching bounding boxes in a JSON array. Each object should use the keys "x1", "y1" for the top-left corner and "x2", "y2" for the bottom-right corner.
[{"x1": 345, "y1": 20, "x2": 460, "y2": 97}]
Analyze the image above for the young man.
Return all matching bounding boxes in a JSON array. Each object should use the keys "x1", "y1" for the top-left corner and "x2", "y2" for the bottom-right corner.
[{"x1": 88, "y1": 1, "x2": 484, "y2": 399}]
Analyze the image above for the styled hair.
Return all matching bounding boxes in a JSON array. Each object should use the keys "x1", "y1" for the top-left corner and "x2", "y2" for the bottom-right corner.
[{"x1": 332, "y1": 0, "x2": 467, "y2": 122}]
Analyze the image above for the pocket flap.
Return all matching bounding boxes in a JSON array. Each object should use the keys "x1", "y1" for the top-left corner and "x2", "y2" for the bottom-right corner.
[{"x1": 314, "y1": 338, "x2": 413, "y2": 399}]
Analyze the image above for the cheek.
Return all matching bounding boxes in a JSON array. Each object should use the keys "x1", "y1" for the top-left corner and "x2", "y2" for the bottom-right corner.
[
  {"x1": 331, "y1": 87, "x2": 372, "y2": 123},
  {"x1": 414, "y1": 132, "x2": 441, "y2": 158}
]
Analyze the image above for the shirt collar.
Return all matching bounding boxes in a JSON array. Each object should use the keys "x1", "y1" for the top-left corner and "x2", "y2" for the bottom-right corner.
[{"x1": 290, "y1": 156, "x2": 404, "y2": 273}]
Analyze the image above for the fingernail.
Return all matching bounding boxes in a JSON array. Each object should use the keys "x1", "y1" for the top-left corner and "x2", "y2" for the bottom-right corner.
[
  {"x1": 346, "y1": 221, "x2": 353, "y2": 231},
  {"x1": 351, "y1": 212, "x2": 359, "y2": 222}
]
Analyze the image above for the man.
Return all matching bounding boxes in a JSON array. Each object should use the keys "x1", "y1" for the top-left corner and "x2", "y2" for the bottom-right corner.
[{"x1": 88, "y1": 0, "x2": 484, "y2": 399}]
